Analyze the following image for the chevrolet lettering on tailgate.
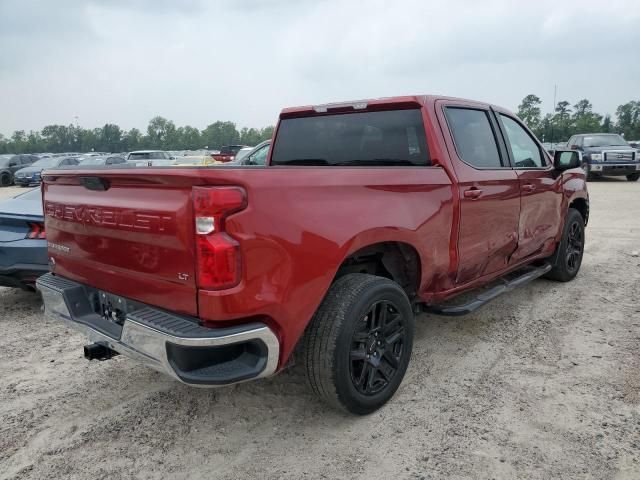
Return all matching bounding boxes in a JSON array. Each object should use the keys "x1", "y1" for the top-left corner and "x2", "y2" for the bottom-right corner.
[{"x1": 44, "y1": 202, "x2": 174, "y2": 233}]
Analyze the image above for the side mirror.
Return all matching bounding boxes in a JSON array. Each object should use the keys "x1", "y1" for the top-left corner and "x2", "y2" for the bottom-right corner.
[
  {"x1": 170, "y1": 156, "x2": 175, "y2": 160},
  {"x1": 554, "y1": 149, "x2": 581, "y2": 171}
]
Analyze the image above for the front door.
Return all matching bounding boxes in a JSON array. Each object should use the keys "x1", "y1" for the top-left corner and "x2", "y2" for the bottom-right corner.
[
  {"x1": 436, "y1": 102, "x2": 521, "y2": 285},
  {"x1": 496, "y1": 113, "x2": 563, "y2": 261}
]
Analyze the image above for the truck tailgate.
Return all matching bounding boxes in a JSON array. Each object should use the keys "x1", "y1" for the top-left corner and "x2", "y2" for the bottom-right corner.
[{"x1": 42, "y1": 171, "x2": 199, "y2": 316}]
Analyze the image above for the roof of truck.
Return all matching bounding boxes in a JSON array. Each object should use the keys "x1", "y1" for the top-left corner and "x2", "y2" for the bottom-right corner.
[{"x1": 279, "y1": 95, "x2": 513, "y2": 118}]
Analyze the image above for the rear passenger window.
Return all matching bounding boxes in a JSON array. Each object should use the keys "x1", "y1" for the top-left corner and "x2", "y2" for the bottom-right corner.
[
  {"x1": 444, "y1": 108, "x2": 502, "y2": 168},
  {"x1": 499, "y1": 115, "x2": 545, "y2": 168}
]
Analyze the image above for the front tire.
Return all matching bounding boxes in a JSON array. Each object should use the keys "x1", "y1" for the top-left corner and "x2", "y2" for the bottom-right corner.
[
  {"x1": 626, "y1": 173, "x2": 640, "y2": 182},
  {"x1": 0, "y1": 173, "x2": 11, "y2": 187},
  {"x1": 303, "y1": 274, "x2": 415, "y2": 415},
  {"x1": 545, "y1": 208, "x2": 585, "y2": 282}
]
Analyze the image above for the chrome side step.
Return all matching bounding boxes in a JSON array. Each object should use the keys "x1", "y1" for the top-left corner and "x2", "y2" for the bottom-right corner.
[{"x1": 421, "y1": 263, "x2": 552, "y2": 317}]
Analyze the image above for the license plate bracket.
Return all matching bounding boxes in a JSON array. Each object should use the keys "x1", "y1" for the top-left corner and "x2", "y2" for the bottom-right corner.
[{"x1": 97, "y1": 291, "x2": 128, "y2": 327}]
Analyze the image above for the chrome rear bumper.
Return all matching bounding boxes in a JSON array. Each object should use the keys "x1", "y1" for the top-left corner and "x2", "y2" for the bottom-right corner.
[{"x1": 36, "y1": 273, "x2": 280, "y2": 386}]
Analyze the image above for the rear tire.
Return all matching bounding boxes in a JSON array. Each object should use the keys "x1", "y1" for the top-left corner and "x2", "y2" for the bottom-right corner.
[
  {"x1": 626, "y1": 173, "x2": 640, "y2": 182},
  {"x1": 303, "y1": 274, "x2": 414, "y2": 415},
  {"x1": 0, "y1": 173, "x2": 11, "y2": 187},
  {"x1": 545, "y1": 208, "x2": 585, "y2": 282}
]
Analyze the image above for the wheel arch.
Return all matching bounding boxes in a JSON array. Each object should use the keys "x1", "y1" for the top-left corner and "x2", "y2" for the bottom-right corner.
[
  {"x1": 334, "y1": 240, "x2": 422, "y2": 301},
  {"x1": 569, "y1": 196, "x2": 589, "y2": 226}
]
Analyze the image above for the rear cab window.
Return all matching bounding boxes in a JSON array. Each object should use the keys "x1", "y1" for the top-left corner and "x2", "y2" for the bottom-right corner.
[{"x1": 270, "y1": 109, "x2": 430, "y2": 166}]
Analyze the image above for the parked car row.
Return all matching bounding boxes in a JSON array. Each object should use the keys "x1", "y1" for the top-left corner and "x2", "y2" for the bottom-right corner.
[{"x1": 0, "y1": 145, "x2": 276, "y2": 188}]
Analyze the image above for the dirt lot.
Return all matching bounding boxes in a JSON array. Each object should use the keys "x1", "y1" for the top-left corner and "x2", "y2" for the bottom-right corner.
[{"x1": 0, "y1": 180, "x2": 639, "y2": 480}]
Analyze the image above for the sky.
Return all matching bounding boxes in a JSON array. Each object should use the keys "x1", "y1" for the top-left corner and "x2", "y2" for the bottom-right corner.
[{"x1": 1, "y1": 0, "x2": 639, "y2": 135}]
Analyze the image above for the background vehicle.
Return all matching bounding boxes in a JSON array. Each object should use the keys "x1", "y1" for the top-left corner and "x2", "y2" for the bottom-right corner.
[
  {"x1": 38, "y1": 95, "x2": 588, "y2": 414},
  {"x1": 567, "y1": 133, "x2": 640, "y2": 181},
  {"x1": 14, "y1": 156, "x2": 79, "y2": 186},
  {"x1": 231, "y1": 140, "x2": 271, "y2": 166},
  {"x1": 210, "y1": 145, "x2": 248, "y2": 163},
  {"x1": 126, "y1": 150, "x2": 174, "y2": 163},
  {"x1": 0, "y1": 188, "x2": 47, "y2": 289},
  {"x1": 232, "y1": 146, "x2": 254, "y2": 164},
  {"x1": 0, "y1": 154, "x2": 39, "y2": 186},
  {"x1": 78, "y1": 155, "x2": 127, "y2": 166}
]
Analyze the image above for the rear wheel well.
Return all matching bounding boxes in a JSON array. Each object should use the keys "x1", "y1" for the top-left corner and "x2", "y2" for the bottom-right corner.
[
  {"x1": 569, "y1": 198, "x2": 589, "y2": 226},
  {"x1": 335, "y1": 242, "x2": 420, "y2": 300}
]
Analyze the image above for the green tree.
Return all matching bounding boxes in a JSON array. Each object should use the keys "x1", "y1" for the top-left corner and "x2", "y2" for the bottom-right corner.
[
  {"x1": 201, "y1": 121, "x2": 239, "y2": 150},
  {"x1": 615, "y1": 101, "x2": 640, "y2": 139},
  {"x1": 146, "y1": 116, "x2": 176, "y2": 149},
  {"x1": 122, "y1": 128, "x2": 143, "y2": 151},
  {"x1": 11, "y1": 130, "x2": 27, "y2": 153},
  {"x1": 176, "y1": 126, "x2": 201, "y2": 149},
  {"x1": 99, "y1": 123, "x2": 123, "y2": 152},
  {"x1": 260, "y1": 126, "x2": 275, "y2": 140},
  {"x1": 517, "y1": 94, "x2": 542, "y2": 130},
  {"x1": 553, "y1": 101, "x2": 574, "y2": 141},
  {"x1": 239, "y1": 127, "x2": 262, "y2": 146},
  {"x1": 601, "y1": 115, "x2": 612, "y2": 133},
  {"x1": 572, "y1": 99, "x2": 602, "y2": 134}
]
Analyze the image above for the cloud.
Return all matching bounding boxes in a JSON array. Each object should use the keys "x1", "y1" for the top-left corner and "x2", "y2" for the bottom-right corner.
[{"x1": 0, "y1": 0, "x2": 639, "y2": 135}]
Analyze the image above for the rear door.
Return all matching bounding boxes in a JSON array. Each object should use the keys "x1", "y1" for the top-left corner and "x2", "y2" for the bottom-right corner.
[
  {"x1": 436, "y1": 101, "x2": 520, "y2": 285},
  {"x1": 495, "y1": 112, "x2": 563, "y2": 261},
  {"x1": 43, "y1": 172, "x2": 199, "y2": 316}
]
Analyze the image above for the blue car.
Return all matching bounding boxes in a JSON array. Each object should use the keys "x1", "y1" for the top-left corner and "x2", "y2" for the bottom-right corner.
[
  {"x1": 0, "y1": 188, "x2": 48, "y2": 290},
  {"x1": 14, "y1": 156, "x2": 79, "y2": 187}
]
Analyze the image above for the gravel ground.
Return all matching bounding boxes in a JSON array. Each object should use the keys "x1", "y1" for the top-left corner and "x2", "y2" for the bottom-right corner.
[{"x1": 0, "y1": 179, "x2": 639, "y2": 480}]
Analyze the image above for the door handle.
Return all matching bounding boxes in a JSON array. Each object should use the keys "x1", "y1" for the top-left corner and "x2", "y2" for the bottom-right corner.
[
  {"x1": 522, "y1": 183, "x2": 536, "y2": 192},
  {"x1": 464, "y1": 188, "x2": 483, "y2": 199}
]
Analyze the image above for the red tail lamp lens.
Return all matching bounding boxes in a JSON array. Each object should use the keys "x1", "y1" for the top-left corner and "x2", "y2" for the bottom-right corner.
[{"x1": 192, "y1": 186, "x2": 246, "y2": 290}]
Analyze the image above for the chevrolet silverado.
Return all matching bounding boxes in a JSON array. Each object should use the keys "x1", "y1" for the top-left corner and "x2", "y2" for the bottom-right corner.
[{"x1": 37, "y1": 95, "x2": 588, "y2": 414}]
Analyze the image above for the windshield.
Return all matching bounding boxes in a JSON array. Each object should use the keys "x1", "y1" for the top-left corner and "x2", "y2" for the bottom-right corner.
[
  {"x1": 128, "y1": 152, "x2": 166, "y2": 160},
  {"x1": 583, "y1": 134, "x2": 628, "y2": 147},
  {"x1": 31, "y1": 158, "x2": 58, "y2": 167},
  {"x1": 271, "y1": 109, "x2": 430, "y2": 166}
]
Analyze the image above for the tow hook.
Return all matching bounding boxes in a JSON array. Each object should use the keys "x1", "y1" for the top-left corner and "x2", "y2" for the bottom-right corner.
[{"x1": 84, "y1": 342, "x2": 119, "y2": 361}]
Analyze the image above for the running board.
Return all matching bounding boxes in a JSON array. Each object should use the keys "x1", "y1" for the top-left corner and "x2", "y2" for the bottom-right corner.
[{"x1": 420, "y1": 263, "x2": 552, "y2": 316}]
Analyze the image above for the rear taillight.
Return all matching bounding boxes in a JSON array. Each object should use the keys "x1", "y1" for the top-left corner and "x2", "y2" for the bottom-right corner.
[
  {"x1": 26, "y1": 222, "x2": 46, "y2": 239},
  {"x1": 192, "y1": 186, "x2": 247, "y2": 290}
]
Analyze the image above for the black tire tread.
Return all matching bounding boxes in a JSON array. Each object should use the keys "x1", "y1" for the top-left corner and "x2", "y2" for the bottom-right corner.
[
  {"x1": 303, "y1": 274, "x2": 410, "y2": 412},
  {"x1": 545, "y1": 208, "x2": 584, "y2": 282}
]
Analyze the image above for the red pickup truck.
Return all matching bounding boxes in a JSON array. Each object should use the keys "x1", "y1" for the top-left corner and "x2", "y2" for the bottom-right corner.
[{"x1": 37, "y1": 95, "x2": 588, "y2": 414}]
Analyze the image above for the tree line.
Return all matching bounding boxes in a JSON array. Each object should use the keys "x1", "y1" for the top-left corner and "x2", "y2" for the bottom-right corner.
[
  {"x1": 2, "y1": 97, "x2": 640, "y2": 154},
  {"x1": 517, "y1": 95, "x2": 640, "y2": 143},
  {"x1": 0, "y1": 116, "x2": 275, "y2": 154}
]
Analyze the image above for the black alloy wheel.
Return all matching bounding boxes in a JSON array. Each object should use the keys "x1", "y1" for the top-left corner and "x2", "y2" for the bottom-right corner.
[
  {"x1": 566, "y1": 219, "x2": 584, "y2": 274},
  {"x1": 349, "y1": 300, "x2": 406, "y2": 396}
]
